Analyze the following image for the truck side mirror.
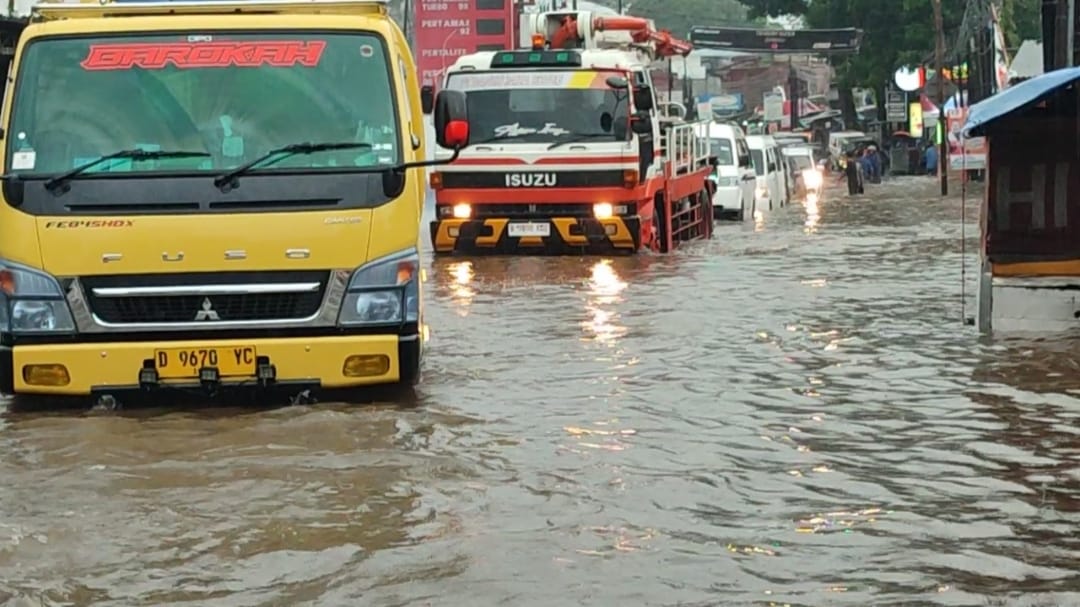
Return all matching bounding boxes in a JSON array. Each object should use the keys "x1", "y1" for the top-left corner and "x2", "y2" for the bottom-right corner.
[
  {"x1": 633, "y1": 86, "x2": 654, "y2": 112},
  {"x1": 434, "y1": 89, "x2": 469, "y2": 149},
  {"x1": 605, "y1": 75, "x2": 629, "y2": 90},
  {"x1": 420, "y1": 85, "x2": 435, "y2": 115}
]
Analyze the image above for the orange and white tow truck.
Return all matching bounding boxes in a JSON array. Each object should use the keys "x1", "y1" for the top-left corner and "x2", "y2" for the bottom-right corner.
[{"x1": 421, "y1": 10, "x2": 715, "y2": 254}]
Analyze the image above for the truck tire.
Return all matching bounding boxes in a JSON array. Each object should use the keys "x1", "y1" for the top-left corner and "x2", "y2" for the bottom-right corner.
[{"x1": 654, "y1": 192, "x2": 670, "y2": 253}]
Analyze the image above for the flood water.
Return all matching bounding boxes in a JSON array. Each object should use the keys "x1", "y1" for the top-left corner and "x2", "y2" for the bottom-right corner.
[{"x1": 1, "y1": 177, "x2": 1078, "y2": 607}]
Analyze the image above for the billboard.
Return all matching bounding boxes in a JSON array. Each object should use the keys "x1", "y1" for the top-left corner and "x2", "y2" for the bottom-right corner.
[
  {"x1": 689, "y1": 26, "x2": 863, "y2": 54},
  {"x1": 414, "y1": 0, "x2": 516, "y2": 88},
  {"x1": 946, "y1": 107, "x2": 986, "y2": 171}
]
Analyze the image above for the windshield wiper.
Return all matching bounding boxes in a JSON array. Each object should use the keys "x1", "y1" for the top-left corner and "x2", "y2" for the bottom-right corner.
[
  {"x1": 44, "y1": 149, "x2": 211, "y2": 193},
  {"x1": 213, "y1": 141, "x2": 372, "y2": 189},
  {"x1": 547, "y1": 133, "x2": 614, "y2": 150}
]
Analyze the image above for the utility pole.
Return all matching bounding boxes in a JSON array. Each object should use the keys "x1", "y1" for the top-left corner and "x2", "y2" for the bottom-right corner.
[{"x1": 932, "y1": 0, "x2": 948, "y2": 196}]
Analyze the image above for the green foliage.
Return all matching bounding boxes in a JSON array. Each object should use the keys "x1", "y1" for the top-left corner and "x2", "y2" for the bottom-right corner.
[
  {"x1": 1001, "y1": 0, "x2": 1041, "y2": 47},
  {"x1": 741, "y1": 0, "x2": 965, "y2": 91},
  {"x1": 743, "y1": 0, "x2": 808, "y2": 18},
  {"x1": 626, "y1": 0, "x2": 761, "y2": 37}
]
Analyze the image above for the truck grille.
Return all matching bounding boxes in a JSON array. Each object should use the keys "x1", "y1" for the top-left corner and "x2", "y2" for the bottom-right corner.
[{"x1": 81, "y1": 271, "x2": 328, "y2": 324}]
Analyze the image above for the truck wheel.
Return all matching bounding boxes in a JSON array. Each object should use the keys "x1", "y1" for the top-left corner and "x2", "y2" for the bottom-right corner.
[
  {"x1": 698, "y1": 189, "x2": 713, "y2": 239},
  {"x1": 654, "y1": 192, "x2": 670, "y2": 253}
]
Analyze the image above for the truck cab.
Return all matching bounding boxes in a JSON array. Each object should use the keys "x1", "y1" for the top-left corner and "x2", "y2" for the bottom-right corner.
[
  {"x1": 422, "y1": 10, "x2": 712, "y2": 255},
  {"x1": 0, "y1": 0, "x2": 469, "y2": 401}
]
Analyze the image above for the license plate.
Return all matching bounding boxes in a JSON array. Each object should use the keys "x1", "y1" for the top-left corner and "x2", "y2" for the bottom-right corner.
[
  {"x1": 508, "y1": 222, "x2": 550, "y2": 237},
  {"x1": 154, "y1": 346, "x2": 257, "y2": 379}
]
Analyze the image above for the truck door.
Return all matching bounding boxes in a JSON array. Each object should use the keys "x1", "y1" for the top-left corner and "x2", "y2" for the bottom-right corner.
[{"x1": 0, "y1": 17, "x2": 28, "y2": 107}]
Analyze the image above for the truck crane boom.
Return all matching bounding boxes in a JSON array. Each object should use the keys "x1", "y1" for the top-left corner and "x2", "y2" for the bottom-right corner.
[{"x1": 545, "y1": 12, "x2": 693, "y2": 58}]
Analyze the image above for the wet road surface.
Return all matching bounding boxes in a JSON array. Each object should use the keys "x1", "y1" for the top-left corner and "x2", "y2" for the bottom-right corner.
[{"x1": 1, "y1": 177, "x2": 1078, "y2": 606}]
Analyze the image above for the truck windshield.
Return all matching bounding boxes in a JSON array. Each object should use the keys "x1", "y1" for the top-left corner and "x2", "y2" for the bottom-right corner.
[
  {"x1": 6, "y1": 33, "x2": 399, "y2": 176},
  {"x1": 446, "y1": 70, "x2": 626, "y2": 142}
]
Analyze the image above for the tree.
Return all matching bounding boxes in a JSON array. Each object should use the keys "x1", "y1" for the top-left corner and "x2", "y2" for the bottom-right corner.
[
  {"x1": 623, "y1": 0, "x2": 760, "y2": 37},
  {"x1": 1001, "y1": 0, "x2": 1041, "y2": 48}
]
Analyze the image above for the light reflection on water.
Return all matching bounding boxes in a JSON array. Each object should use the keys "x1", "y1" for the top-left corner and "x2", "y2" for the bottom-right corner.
[{"x1": 0, "y1": 179, "x2": 1077, "y2": 606}]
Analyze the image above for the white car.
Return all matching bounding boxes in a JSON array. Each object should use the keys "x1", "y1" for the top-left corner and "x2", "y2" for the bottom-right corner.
[
  {"x1": 781, "y1": 145, "x2": 822, "y2": 198},
  {"x1": 697, "y1": 122, "x2": 756, "y2": 220},
  {"x1": 745, "y1": 134, "x2": 788, "y2": 211}
]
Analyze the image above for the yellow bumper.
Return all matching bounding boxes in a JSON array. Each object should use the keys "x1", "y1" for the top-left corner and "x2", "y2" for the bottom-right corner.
[
  {"x1": 430, "y1": 216, "x2": 641, "y2": 254},
  {"x1": 9, "y1": 334, "x2": 405, "y2": 396}
]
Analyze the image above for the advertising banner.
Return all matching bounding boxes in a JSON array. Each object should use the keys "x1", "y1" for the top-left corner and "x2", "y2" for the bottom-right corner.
[{"x1": 946, "y1": 107, "x2": 986, "y2": 170}]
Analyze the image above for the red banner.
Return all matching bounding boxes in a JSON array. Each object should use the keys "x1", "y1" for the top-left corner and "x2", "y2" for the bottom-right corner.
[{"x1": 414, "y1": 0, "x2": 514, "y2": 88}]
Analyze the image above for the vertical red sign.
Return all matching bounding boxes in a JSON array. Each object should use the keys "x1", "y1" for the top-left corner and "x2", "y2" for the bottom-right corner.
[{"x1": 414, "y1": 0, "x2": 515, "y2": 88}]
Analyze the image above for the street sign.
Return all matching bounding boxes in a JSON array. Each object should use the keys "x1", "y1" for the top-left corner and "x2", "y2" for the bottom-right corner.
[
  {"x1": 763, "y1": 93, "x2": 784, "y2": 122},
  {"x1": 689, "y1": 26, "x2": 863, "y2": 54},
  {"x1": 886, "y1": 91, "x2": 907, "y2": 122}
]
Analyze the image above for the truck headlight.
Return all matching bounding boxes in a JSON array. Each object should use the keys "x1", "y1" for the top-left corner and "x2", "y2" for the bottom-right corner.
[
  {"x1": 756, "y1": 186, "x2": 768, "y2": 200},
  {"x1": 0, "y1": 260, "x2": 75, "y2": 334},
  {"x1": 338, "y1": 249, "x2": 419, "y2": 326}
]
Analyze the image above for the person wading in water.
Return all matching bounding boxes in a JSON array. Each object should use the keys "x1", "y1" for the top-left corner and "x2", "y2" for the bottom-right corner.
[{"x1": 838, "y1": 151, "x2": 862, "y2": 195}]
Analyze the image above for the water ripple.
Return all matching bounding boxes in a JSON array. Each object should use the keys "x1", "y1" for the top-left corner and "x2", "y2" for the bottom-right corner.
[{"x1": 0, "y1": 178, "x2": 1076, "y2": 606}]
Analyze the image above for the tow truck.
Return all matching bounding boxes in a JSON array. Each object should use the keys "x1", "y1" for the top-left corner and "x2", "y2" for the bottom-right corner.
[{"x1": 422, "y1": 10, "x2": 715, "y2": 254}]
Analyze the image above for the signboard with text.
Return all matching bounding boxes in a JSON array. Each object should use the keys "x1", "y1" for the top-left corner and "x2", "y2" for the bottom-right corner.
[
  {"x1": 947, "y1": 107, "x2": 986, "y2": 171},
  {"x1": 414, "y1": 0, "x2": 515, "y2": 88},
  {"x1": 885, "y1": 91, "x2": 907, "y2": 122},
  {"x1": 689, "y1": 26, "x2": 863, "y2": 54}
]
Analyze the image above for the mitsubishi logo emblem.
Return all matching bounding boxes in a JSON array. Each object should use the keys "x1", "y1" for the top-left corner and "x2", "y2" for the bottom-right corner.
[{"x1": 194, "y1": 297, "x2": 220, "y2": 321}]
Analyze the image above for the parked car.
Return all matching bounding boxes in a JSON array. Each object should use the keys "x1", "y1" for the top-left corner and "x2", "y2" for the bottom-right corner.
[
  {"x1": 781, "y1": 145, "x2": 821, "y2": 198},
  {"x1": 745, "y1": 135, "x2": 789, "y2": 211},
  {"x1": 697, "y1": 122, "x2": 758, "y2": 220}
]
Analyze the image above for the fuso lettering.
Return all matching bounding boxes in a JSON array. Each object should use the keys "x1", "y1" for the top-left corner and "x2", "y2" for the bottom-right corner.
[
  {"x1": 45, "y1": 220, "x2": 134, "y2": 228},
  {"x1": 80, "y1": 41, "x2": 327, "y2": 71}
]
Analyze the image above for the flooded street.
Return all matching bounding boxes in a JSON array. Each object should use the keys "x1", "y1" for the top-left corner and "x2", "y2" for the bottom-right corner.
[{"x1": 1, "y1": 177, "x2": 1078, "y2": 606}]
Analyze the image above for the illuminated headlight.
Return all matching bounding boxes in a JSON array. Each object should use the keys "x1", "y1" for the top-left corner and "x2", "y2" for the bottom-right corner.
[
  {"x1": 338, "y1": 249, "x2": 419, "y2": 326},
  {"x1": 452, "y1": 203, "x2": 471, "y2": 219},
  {"x1": 802, "y1": 169, "x2": 823, "y2": 188},
  {"x1": 349, "y1": 291, "x2": 402, "y2": 323},
  {"x1": 0, "y1": 260, "x2": 75, "y2": 334},
  {"x1": 755, "y1": 186, "x2": 768, "y2": 200},
  {"x1": 593, "y1": 202, "x2": 613, "y2": 219}
]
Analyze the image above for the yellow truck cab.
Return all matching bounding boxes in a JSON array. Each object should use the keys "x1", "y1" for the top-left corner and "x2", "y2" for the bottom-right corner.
[{"x1": 0, "y1": 0, "x2": 470, "y2": 402}]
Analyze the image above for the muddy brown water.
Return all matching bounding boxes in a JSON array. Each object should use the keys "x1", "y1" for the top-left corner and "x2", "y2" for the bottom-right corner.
[{"x1": 1, "y1": 177, "x2": 1077, "y2": 606}]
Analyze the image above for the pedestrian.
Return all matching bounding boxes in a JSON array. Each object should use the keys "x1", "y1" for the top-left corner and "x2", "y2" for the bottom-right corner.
[
  {"x1": 924, "y1": 144, "x2": 938, "y2": 176},
  {"x1": 839, "y1": 151, "x2": 861, "y2": 195}
]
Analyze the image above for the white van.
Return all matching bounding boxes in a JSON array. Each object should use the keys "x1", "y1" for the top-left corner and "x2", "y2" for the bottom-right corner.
[
  {"x1": 696, "y1": 122, "x2": 757, "y2": 220},
  {"x1": 744, "y1": 135, "x2": 788, "y2": 211}
]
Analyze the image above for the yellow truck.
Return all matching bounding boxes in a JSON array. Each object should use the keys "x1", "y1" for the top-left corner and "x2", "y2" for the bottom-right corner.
[{"x1": 0, "y1": 0, "x2": 470, "y2": 402}]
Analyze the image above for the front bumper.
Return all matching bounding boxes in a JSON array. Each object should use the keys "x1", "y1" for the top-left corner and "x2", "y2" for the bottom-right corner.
[
  {"x1": 430, "y1": 216, "x2": 642, "y2": 255},
  {"x1": 711, "y1": 187, "x2": 742, "y2": 212},
  {"x1": 0, "y1": 333, "x2": 419, "y2": 396}
]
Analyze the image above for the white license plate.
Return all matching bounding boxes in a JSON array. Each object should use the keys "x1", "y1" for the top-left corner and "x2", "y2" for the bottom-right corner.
[{"x1": 508, "y1": 222, "x2": 550, "y2": 237}]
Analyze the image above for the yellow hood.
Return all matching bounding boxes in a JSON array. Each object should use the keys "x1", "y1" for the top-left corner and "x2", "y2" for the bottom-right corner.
[{"x1": 36, "y1": 211, "x2": 373, "y2": 275}]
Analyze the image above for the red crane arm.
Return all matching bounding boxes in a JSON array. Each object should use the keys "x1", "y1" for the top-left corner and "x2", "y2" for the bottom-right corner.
[{"x1": 547, "y1": 14, "x2": 695, "y2": 57}]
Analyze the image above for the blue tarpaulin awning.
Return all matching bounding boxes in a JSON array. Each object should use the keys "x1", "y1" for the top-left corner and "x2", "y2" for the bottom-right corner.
[{"x1": 963, "y1": 66, "x2": 1080, "y2": 137}]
